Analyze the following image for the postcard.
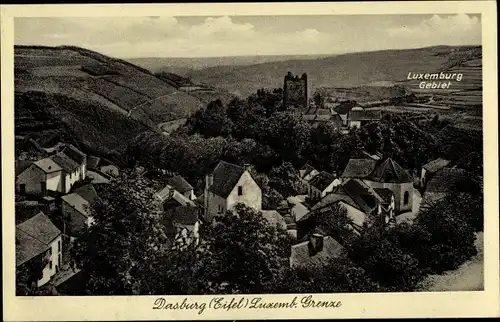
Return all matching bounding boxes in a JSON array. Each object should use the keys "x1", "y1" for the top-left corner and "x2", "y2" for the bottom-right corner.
[{"x1": 1, "y1": 1, "x2": 499, "y2": 321}]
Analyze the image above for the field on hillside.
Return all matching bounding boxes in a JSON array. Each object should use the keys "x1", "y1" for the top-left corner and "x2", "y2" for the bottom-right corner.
[
  {"x1": 15, "y1": 46, "x2": 206, "y2": 126},
  {"x1": 187, "y1": 46, "x2": 481, "y2": 98},
  {"x1": 14, "y1": 45, "x2": 215, "y2": 156}
]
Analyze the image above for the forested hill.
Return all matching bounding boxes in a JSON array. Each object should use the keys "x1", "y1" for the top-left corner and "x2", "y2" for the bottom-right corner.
[{"x1": 14, "y1": 45, "x2": 209, "y2": 158}]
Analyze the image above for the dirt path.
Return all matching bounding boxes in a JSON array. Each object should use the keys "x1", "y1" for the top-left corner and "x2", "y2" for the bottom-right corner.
[{"x1": 419, "y1": 232, "x2": 484, "y2": 292}]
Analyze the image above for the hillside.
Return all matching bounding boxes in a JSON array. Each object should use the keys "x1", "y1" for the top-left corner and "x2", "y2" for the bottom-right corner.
[
  {"x1": 186, "y1": 46, "x2": 482, "y2": 98},
  {"x1": 14, "y1": 45, "x2": 211, "y2": 156},
  {"x1": 127, "y1": 54, "x2": 333, "y2": 74}
]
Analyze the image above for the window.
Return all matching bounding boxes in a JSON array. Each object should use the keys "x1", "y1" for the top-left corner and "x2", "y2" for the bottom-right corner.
[
  {"x1": 58, "y1": 240, "x2": 61, "y2": 253},
  {"x1": 58, "y1": 253, "x2": 62, "y2": 267},
  {"x1": 238, "y1": 186, "x2": 243, "y2": 196},
  {"x1": 40, "y1": 181, "x2": 46, "y2": 195},
  {"x1": 404, "y1": 191, "x2": 410, "y2": 205},
  {"x1": 19, "y1": 184, "x2": 26, "y2": 194},
  {"x1": 49, "y1": 260, "x2": 52, "y2": 270}
]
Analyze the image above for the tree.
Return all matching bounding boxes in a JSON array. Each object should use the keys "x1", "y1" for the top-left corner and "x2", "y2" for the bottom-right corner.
[
  {"x1": 268, "y1": 162, "x2": 304, "y2": 197},
  {"x1": 71, "y1": 171, "x2": 169, "y2": 295},
  {"x1": 316, "y1": 203, "x2": 355, "y2": 245},
  {"x1": 346, "y1": 226, "x2": 423, "y2": 291},
  {"x1": 187, "y1": 204, "x2": 292, "y2": 294}
]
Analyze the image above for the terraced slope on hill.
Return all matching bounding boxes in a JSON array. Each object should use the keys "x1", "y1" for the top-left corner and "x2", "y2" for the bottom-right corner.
[
  {"x1": 15, "y1": 45, "x2": 207, "y2": 155},
  {"x1": 397, "y1": 46, "x2": 482, "y2": 113}
]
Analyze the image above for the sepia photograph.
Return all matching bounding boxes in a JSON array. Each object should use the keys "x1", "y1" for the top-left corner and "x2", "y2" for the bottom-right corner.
[{"x1": 2, "y1": 2, "x2": 499, "y2": 321}]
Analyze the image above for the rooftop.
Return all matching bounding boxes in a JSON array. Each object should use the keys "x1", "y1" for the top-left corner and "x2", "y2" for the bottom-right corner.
[
  {"x1": 208, "y1": 161, "x2": 248, "y2": 198},
  {"x1": 341, "y1": 158, "x2": 378, "y2": 179},
  {"x1": 290, "y1": 236, "x2": 344, "y2": 268},
  {"x1": 347, "y1": 110, "x2": 382, "y2": 121},
  {"x1": 367, "y1": 158, "x2": 412, "y2": 183},
  {"x1": 16, "y1": 212, "x2": 61, "y2": 266},
  {"x1": 51, "y1": 152, "x2": 80, "y2": 172},
  {"x1": 261, "y1": 210, "x2": 287, "y2": 230},
  {"x1": 166, "y1": 175, "x2": 193, "y2": 194},
  {"x1": 309, "y1": 171, "x2": 336, "y2": 191},
  {"x1": 423, "y1": 158, "x2": 451, "y2": 174},
  {"x1": 61, "y1": 193, "x2": 91, "y2": 217},
  {"x1": 33, "y1": 157, "x2": 63, "y2": 174}
]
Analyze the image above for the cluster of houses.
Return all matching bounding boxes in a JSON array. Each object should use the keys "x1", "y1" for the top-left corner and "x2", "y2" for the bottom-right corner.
[
  {"x1": 15, "y1": 137, "x2": 119, "y2": 292},
  {"x1": 15, "y1": 132, "x2": 465, "y2": 292},
  {"x1": 302, "y1": 102, "x2": 382, "y2": 132}
]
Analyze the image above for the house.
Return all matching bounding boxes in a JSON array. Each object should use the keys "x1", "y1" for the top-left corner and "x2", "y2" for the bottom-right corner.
[
  {"x1": 308, "y1": 171, "x2": 341, "y2": 200},
  {"x1": 422, "y1": 167, "x2": 466, "y2": 206},
  {"x1": 86, "y1": 155, "x2": 118, "y2": 177},
  {"x1": 341, "y1": 157, "x2": 413, "y2": 214},
  {"x1": 298, "y1": 178, "x2": 395, "y2": 239},
  {"x1": 86, "y1": 169, "x2": 112, "y2": 184},
  {"x1": 287, "y1": 196, "x2": 310, "y2": 222},
  {"x1": 162, "y1": 206, "x2": 202, "y2": 248},
  {"x1": 16, "y1": 146, "x2": 87, "y2": 196},
  {"x1": 61, "y1": 184, "x2": 98, "y2": 236},
  {"x1": 154, "y1": 184, "x2": 197, "y2": 212},
  {"x1": 299, "y1": 164, "x2": 319, "y2": 183},
  {"x1": 347, "y1": 110, "x2": 382, "y2": 129},
  {"x1": 302, "y1": 108, "x2": 343, "y2": 127},
  {"x1": 204, "y1": 161, "x2": 262, "y2": 223},
  {"x1": 16, "y1": 212, "x2": 62, "y2": 287},
  {"x1": 420, "y1": 158, "x2": 450, "y2": 187},
  {"x1": 166, "y1": 175, "x2": 196, "y2": 200},
  {"x1": 290, "y1": 233, "x2": 344, "y2": 268}
]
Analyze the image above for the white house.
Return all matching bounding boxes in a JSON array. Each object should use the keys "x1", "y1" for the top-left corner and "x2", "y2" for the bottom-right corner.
[
  {"x1": 204, "y1": 161, "x2": 262, "y2": 223},
  {"x1": 16, "y1": 145, "x2": 87, "y2": 196},
  {"x1": 61, "y1": 184, "x2": 98, "y2": 236},
  {"x1": 16, "y1": 212, "x2": 62, "y2": 287}
]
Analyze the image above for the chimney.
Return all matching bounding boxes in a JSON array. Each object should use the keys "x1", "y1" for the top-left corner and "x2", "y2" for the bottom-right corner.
[
  {"x1": 205, "y1": 174, "x2": 213, "y2": 190},
  {"x1": 332, "y1": 171, "x2": 337, "y2": 178},
  {"x1": 243, "y1": 163, "x2": 251, "y2": 172},
  {"x1": 308, "y1": 233, "x2": 324, "y2": 256}
]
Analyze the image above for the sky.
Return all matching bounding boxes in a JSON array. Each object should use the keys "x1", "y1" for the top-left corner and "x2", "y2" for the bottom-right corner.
[{"x1": 15, "y1": 14, "x2": 482, "y2": 58}]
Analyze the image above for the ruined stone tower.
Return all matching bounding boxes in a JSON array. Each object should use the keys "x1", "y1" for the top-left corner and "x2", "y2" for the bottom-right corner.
[{"x1": 283, "y1": 72, "x2": 308, "y2": 110}]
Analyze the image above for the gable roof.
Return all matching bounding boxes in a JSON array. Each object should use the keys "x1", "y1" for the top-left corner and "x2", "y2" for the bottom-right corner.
[
  {"x1": 166, "y1": 206, "x2": 200, "y2": 226},
  {"x1": 425, "y1": 167, "x2": 466, "y2": 194},
  {"x1": 347, "y1": 110, "x2": 382, "y2": 121},
  {"x1": 423, "y1": 158, "x2": 451, "y2": 174},
  {"x1": 61, "y1": 144, "x2": 86, "y2": 164},
  {"x1": 87, "y1": 169, "x2": 111, "y2": 184},
  {"x1": 291, "y1": 202, "x2": 310, "y2": 222},
  {"x1": 208, "y1": 161, "x2": 247, "y2": 198},
  {"x1": 341, "y1": 158, "x2": 378, "y2": 178},
  {"x1": 16, "y1": 212, "x2": 61, "y2": 266},
  {"x1": 62, "y1": 193, "x2": 91, "y2": 217},
  {"x1": 374, "y1": 188, "x2": 394, "y2": 205},
  {"x1": 16, "y1": 160, "x2": 33, "y2": 176},
  {"x1": 166, "y1": 175, "x2": 193, "y2": 193},
  {"x1": 367, "y1": 158, "x2": 412, "y2": 183},
  {"x1": 309, "y1": 171, "x2": 336, "y2": 191},
  {"x1": 299, "y1": 164, "x2": 316, "y2": 178},
  {"x1": 154, "y1": 185, "x2": 196, "y2": 207},
  {"x1": 290, "y1": 236, "x2": 344, "y2": 268},
  {"x1": 73, "y1": 184, "x2": 98, "y2": 203},
  {"x1": 51, "y1": 152, "x2": 80, "y2": 172},
  {"x1": 342, "y1": 178, "x2": 383, "y2": 213},
  {"x1": 33, "y1": 157, "x2": 63, "y2": 174},
  {"x1": 86, "y1": 156, "x2": 101, "y2": 169}
]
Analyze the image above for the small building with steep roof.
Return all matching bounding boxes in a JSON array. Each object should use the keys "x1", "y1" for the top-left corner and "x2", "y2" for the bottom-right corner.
[
  {"x1": 203, "y1": 161, "x2": 261, "y2": 223},
  {"x1": 16, "y1": 212, "x2": 62, "y2": 287}
]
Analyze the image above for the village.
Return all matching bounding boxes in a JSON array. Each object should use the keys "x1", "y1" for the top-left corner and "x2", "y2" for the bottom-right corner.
[{"x1": 14, "y1": 71, "x2": 472, "y2": 294}]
